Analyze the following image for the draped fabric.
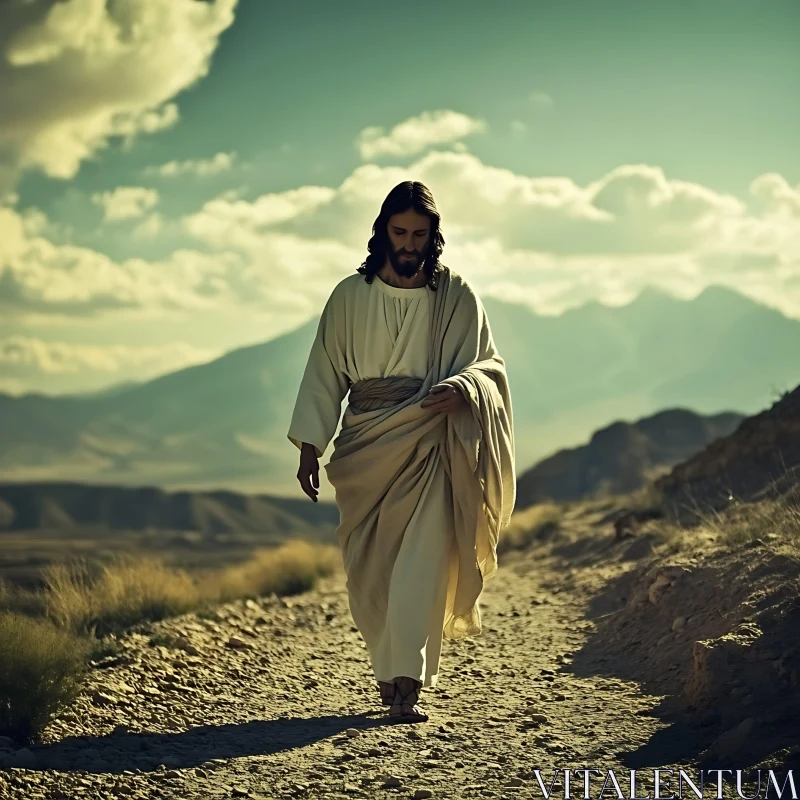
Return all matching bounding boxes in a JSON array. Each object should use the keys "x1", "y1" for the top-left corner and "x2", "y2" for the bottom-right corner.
[
  {"x1": 322, "y1": 265, "x2": 516, "y2": 639},
  {"x1": 348, "y1": 375, "x2": 425, "y2": 413}
]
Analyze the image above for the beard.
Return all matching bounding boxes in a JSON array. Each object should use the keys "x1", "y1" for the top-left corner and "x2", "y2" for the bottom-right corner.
[{"x1": 387, "y1": 246, "x2": 426, "y2": 278}]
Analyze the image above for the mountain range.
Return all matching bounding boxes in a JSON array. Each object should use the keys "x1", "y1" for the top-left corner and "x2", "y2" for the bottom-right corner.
[
  {"x1": 514, "y1": 407, "x2": 746, "y2": 508},
  {"x1": 0, "y1": 283, "x2": 797, "y2": 498},
  {"x1": 0, "y1": 480, "x2": 341, "y2": 588},
  {"x1": 0, "y1": 481, "x2": 339, "y2": 536}
]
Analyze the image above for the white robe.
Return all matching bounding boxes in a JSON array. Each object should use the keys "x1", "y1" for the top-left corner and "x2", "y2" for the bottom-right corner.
[{"x1": 288, "y1": 272, "x2": 454, "y2": 687}]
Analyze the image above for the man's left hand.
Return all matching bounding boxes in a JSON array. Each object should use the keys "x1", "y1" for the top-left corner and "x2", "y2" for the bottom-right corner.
[{"x1": 420, "y1": 383, "x2": 469, "y2": 413}]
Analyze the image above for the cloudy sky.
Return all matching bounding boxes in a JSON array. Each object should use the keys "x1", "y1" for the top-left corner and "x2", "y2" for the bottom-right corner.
[{"x1": 1, "y1": 0, "x2": 798, "y2": 396}]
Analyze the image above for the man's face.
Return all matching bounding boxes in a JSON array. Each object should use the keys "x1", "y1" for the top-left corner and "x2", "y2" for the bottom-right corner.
[{"x1": 386, "y1": 209, "x2": 432, "y2": 278}]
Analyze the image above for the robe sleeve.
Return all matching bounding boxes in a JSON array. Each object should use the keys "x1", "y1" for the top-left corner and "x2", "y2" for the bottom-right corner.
[
  {"x1": 439, "y1": 286, "x2": 516, "y2": 574},
  {"x1": 287, "y1": 289, "x2": 350, "y2": 459}
]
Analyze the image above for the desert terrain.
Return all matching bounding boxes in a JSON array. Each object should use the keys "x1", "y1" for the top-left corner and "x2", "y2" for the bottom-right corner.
[{"x1": 1, "y1": 492, "x2": 798, "y2": 799}]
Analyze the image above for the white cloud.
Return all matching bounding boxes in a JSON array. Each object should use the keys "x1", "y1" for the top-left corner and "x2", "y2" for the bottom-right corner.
[
  {"x1": 133, "y1": 212, "x2": 164, "y2": 239},
  {"x1": 182, "y1": 149, "x2": 800, "y2": 320},
  {"x1": 0, "y1": 0, "x2": 238, "y2": 191},
  {"x1": 113, "y1": 103, "x2": 181, "y2": 139},
  {"x1": 92, "y1": 186, "x2": 159, "y2": 221},
  {"x1": 5, "y1": 129, "x2": 800, "y2": 334},
  {"x1": 145, "y1": 151, "x2": 237, "y2": 178},
  {"x1": 224, "y1": 151, "x2": 752, "y2": 258},
  {"x1": 749, "y1": 173, "x2": 800, "y2": 218},
  {"x1": 0, "y1": 205, "x2": 243, "y2": 316},
  {"x1": 0, "y1": 335, "x2": 219, "y2": 376},
  {"x1": 185, "y1": 186, "x2": 336, "y2": 237},
  {"x1": 356, "y1": 110, "x2": 487, "y2": 161}
]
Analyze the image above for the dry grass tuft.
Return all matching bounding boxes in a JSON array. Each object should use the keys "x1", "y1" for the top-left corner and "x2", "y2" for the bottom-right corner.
[
  {"x1": 0, "y1": 538, "x2": 340, "y2": 744},
  {"x1": 42, "y1": 556, "x2": 200, "y2": 637},
  {"x1": 201, "y1": 540, "x2": 340, "y2": 602},
  {"x1": 0, "y1": 579, "x2": 47, "y2": 618},
  {"x1": 624, "y1": 480, "x2": 665, "y2": 510},
  {"x1": 0, "y1": 612, "x2": 91, "y2": 743},
  {"x1": 498, "y1": 502, "x2": 563, "y2": 554},
  {"x1": 40, "y1": 541, "x2": 341, "y2": 637},
  {"x1": 586, "y1": 480, "x2": 665, "y2": 514},
  {"x1": 697, "y1": 491, "x2": 800, "y2": 550}
]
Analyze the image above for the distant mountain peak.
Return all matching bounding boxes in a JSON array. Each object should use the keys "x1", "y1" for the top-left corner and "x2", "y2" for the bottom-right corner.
[
  {"x1": 692, "y1": 283, "x2": 757, "y2": 308},
  {"x1": 620, "y1": 283, "x2": 768, "y2": 318},
  {"x1": 631, "y1": 284, "x2": 681, "y2": 304}
]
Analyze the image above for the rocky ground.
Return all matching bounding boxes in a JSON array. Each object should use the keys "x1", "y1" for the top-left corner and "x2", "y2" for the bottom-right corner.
[{"x1": 1, "y1": 501, "x2": 799, "y2": 799}]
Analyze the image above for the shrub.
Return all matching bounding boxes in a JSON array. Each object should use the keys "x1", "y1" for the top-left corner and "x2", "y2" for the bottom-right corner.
[
  {"x1": 42, "y1": 555, "x2": 200, "y2": 637},
  {"x1": 0, "y1": 579, "x2": 47, "y2": 617},
  {"x1": 0, "y1": 538, "x2": 340, "y2": 743},
  {"x1": 698, "y1": 491, "x2": 800, "y2": 549},
  {"x1": 201, "y1": 539, "x2": 340, "y2": 602},
  {"x1": 498, "y1": 502, "x2": 563, "y2": 554},
  {"x1": 0, "y1": 612, "x2": 91, "y2": 744}
]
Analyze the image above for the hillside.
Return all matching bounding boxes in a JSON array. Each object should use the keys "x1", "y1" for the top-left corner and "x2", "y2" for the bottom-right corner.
[
  {"x1": 515, "y1": 407, "x2": 745, "y2": 508},
  {"x1": 0, "y1": 283, "x2": 798, "y2": 496},
  {"x1": 656, "y1": 383, "x2": 800, "y2": 521},
  {"x1": 0, "y1": 320, "x2": 319, "y2": 496}
]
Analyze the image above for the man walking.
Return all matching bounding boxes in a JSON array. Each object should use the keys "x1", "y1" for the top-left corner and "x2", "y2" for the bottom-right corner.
[{"x1": 288, "y1": 180, "x2": 515, "y2": 722}]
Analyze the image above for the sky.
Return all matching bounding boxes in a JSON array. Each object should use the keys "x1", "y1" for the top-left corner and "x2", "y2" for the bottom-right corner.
[{"x1": 0, "y1": 0, "x2": 798, "y2": 396}]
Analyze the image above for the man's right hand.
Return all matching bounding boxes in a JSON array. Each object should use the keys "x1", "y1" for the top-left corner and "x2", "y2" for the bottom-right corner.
[{"x1": 297, "y1": 442, "x2": 320, "y2": 502}]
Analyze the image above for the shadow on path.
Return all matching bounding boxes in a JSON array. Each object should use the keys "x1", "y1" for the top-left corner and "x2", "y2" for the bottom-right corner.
[{"x1": 12, "y1": 711, "x2": 394, "y2": 774}]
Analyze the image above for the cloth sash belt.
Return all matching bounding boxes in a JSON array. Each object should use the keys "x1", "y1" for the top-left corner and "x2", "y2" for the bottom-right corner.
[{"x1": 348, "y1": 375, "x2": 424, "y2": 412}]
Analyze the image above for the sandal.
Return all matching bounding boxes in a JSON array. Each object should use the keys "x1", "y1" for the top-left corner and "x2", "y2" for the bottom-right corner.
[
  {"x1": 377, "y1": 680, "x2": 395, "y2": 706},
  {"x1": 389, "y1": 676, "x2": 429, "y2": 723}
]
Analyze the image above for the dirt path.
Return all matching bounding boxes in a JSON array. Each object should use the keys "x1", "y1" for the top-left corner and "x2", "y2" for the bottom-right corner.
[{"x1": 0, "y1": 519, "x2": 748, "y2": 799}]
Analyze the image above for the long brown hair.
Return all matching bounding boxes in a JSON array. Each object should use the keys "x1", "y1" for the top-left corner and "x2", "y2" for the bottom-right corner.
[{"x1": 357, "y1": 181, "x2": 446, "y2": 290}]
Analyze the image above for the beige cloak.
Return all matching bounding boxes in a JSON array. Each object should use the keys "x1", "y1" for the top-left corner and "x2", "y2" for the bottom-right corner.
[{"x1": 288, "y1": 264, "x2": 515, "y2": 649}]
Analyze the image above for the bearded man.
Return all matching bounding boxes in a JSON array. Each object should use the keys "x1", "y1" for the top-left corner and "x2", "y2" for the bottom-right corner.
[{"x1": 287, "y1": 180, "x2": 515, "y2": 723}]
